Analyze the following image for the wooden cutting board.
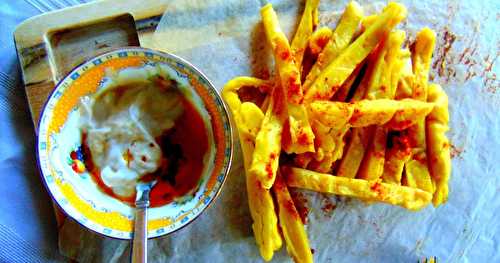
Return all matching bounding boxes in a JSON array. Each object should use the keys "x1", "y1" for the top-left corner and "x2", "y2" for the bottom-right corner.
[{"x1": 14, "y1": 0, "x2": 166, "y2": 130}]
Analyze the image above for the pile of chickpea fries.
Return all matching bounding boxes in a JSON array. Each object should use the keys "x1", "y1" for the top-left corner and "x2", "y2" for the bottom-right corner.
[{"x1": 222, "y1": 1, "x2": 451, "y2": 262}]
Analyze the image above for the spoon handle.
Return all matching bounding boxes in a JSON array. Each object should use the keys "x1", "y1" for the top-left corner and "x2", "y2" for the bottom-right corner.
[{"x1": 132, "y1": 206, "x2": 148, "y2": 263}]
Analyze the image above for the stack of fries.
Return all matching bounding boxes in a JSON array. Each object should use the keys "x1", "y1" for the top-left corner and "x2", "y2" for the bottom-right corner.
[{"x1": 222, "y1": 1, "x2": 451, "y2": 262}]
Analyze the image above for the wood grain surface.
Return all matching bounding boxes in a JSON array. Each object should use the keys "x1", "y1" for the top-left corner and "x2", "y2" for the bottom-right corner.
[{"x1": 13, "y1": 0, "x2": 166, "y2": 129}]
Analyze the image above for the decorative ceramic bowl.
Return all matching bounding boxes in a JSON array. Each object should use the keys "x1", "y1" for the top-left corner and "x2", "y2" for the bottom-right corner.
[{"x1": 36, "y1": 47, "x2": 233, "y2": 239}]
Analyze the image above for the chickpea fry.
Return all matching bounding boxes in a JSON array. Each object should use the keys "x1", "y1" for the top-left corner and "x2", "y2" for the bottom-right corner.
[
  {"x1": 261, "y1": 3, "x2": 315, "y2": 154},
  {"x1": 285, "y1": 167, "x2": 433, "y2": 210},
  {"x1": 222, "y1": 78, "x2": 282, "y2": 261},
  {"x1": 404, "y1": 28, "x2": 436, "y2": 192},
  {"x1": 273, "y1": 172, "x2": 313, "y2": 263},
  {"x1": 357, "y1": 30, "x2": 406, "y2": 180},
  {"x1": 426, "y1": 83, "x2": 451, "y2": 206},
  {"x1": 303, "y1": 1, "x2": 363, "y2": 90},
  {"x1": 308, "y1": 27, "x2": 333, "y2": 56},
  {"x1": 291, "y1": 0, "x2": 321, "y2": 68},
  {"x1": 304, "y1": 2, "x2": 407, "y2": 101}
]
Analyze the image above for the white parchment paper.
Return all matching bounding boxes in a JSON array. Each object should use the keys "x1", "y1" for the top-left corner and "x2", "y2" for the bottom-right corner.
[{"x1": 59, "y1": 0, "x2": 500, "y2": 262}]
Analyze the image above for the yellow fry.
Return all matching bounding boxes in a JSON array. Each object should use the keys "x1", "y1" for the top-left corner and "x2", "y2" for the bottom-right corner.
[
  {"x1": 337, "y1": 34, "x2": 397, "y2": 179},
  {"x1": 361, "y1": 14, "x2": 377, "y2": 31},
  {"x1": 389, "y1": 48, "x2": 411, "y2": 98},
  {"x1": 222, "y1": 79, "x2": 282, "y2": 261},
  {"x1": 332, "y1": 62, "x2": 364, "y2": 102},
  {"x1": 382, "y1": 131, "x2": 412, "y2": 184},
  {"x1": 394, "y1": 53, "x2": 414, "y2": 100},
  {"x1": 331, "y1": 45, "x2": 382, "y2": 169},
  {"x1": 308, "y1": 99, "x2": 434, "y2": 129},
  {"x1": 247, "y1": 173, "x2": 282, "y2": 261},
  {"x1": 426, "y1": 83, "x2": 451, "y2": 206},
  {"x1": 366, "y1": 30, "x2": 406, "y2": 99},
  {"x1": 261, "y1": 3, "x2": 315, "y2": 154},
  {"x1": 273, "y1": 173, "x2": 313, "y2": 263},
  {"x1": 312, "y1": 2, "x2": 319, "y2": 28},
  {"x1": 354, "y1": 99, "x2": 434, "y2": 128},
  {"x1": 407, "y1": 28, "x2": 436, "y2": 148},
  {"x1": 304, "y1": 2, "x2": 407, "y2": 101},
  {"x1": 222, "y1": 77, "x2": 271, "y2": 117},
  {"x1": 407, "y1": 28, "x2": 437, "y2": 150},
  {"x1": 349, "y1": 45, "x2": 383, "y2": 102},
  {"x1": 261, "y1": 3, "x2": 303, "y2": 104},
  {"x1": 382, "y1": 49, "x2": 414, "y2": 184},
  {"x1": 307, "y1": 120, "x2": 336, "y2": 173},
  {"x1": 308, "y1": 27, "x2": 333, "y2": 55},
  {"x1": 306, "y1": 100, "x2": 353, "y2": 172},
  {"x1": 357, "y1": 126, "x2": 387, "y2": 180},
  {"x1": 404, "y1": 158, "x2": 434, "y2": 192},
  {"x1": 357, "y1": 31, "x2": 406, "y2": 180},
  {"x1": 241, "y1": 102, "x2": 265, "y2": 138},
  {"x1": 249, "y1": 86, "x2": 286, "y2": 189},
  {"x1": 291, "y1": 0, "x2": 320, "y2": 67},
  {"x1": 385, "y1": 99, "x2": 435, "y2": 130},
  {"x1": 303, "y1": 1, "x2": 363, "y2": 90},
  {"x1": 308, "y1": 101, "x2": 353, "y2": 129},
  {"x1": 308, "y1": 124, "x2": 350, "y2": 173},
  {"x1": 284, "y1": 104, "x2": 315, "y2": 154},
  {"x1": 308, "y1": 98, "x2": 433, "y2": 173},
  {"x1": 336, "y1": 128, "x2": 371, "y2": 178},
  {"x1": 403, "y1": 28, "x2": 436, "y2": 192},
  {"x1": 285, "y1": 167, "x2": 433, "y2": 210},
  {"x1": 412, "y1": 28, "x2": 436, "y2": 101},
  {"x1": 330, "y1": 125, "x2": 351, "y2": 161}
]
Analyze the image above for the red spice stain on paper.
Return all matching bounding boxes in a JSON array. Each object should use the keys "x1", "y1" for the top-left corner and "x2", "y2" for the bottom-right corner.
[
  {"x1": 450, "y1": 144, "x2": 465, "y2": 159},
  {"x1": 432, "y1": 28, "x2": 457, "y2": 81}
]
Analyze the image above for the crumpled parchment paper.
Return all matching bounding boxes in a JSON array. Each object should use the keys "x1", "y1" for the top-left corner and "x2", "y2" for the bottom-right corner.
[{"x1": 58, "y1": 0, "x2": 500, "y2": 262}]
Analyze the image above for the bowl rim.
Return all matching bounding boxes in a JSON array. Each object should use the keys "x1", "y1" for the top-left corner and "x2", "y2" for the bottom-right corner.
[{"x1": 35, "y1": 46, "x2": 233, "y2": 240}]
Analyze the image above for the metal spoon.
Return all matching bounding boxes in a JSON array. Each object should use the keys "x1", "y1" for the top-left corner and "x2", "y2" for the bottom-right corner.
[{"x1": 132, "y1": 180, "x2": 157, "y2": 263}]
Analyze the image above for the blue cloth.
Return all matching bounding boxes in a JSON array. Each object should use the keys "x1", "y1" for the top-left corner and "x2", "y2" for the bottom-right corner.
[{"x1": 0, "y1": 1, "x2": 86, "y2": 262}]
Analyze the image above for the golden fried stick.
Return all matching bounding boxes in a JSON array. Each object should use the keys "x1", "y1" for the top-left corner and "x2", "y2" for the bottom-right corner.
[
  {"x1": 284, "y1": 167, "x2": 432, "y2": 210},
  {"x1": 308, "y1": 99, "x2": 434, "y2": 130},
  {"x1": 303, "y1": 1, "x2": 363, "y2": 90},
  {"x1": 404, "y1": 28, "x2": 436, "y2": 193},
  {"x1": 382, "y1": 50, "x2": 416, "y2": 184},
  {"x1": 348, "y1": 38, "x2": 391, "y2": 180},
  {"x1": 312, "y1": 60, "x2": 366, "y2": 173},
  {"x1": 308, "y1": 23, "x2": 388, "y2": 175},
  {"x1": 412, "y1": 28, "x2": 436, "y2": 101},
  {"x1": 273, "y1": 172, "x2": 313, "y2": 263},
  {"x1": 357, "y1": 30, "x2": 406, "y2": 180},
  {"x1": 249, "y1": 85, "x2": 286, "y2": 189},
  {"x1": 426, "y1": 83, "x2": 451, "y2": 206},
  {"x1": 306, "y1": 120, "x2": 338, "y2": 173},
  {"x1": 222, "y1": 78, "x2": 282, "y2": 261},
  {"x1": 308, "y1": 27, "x2": 333, "y2": 56},
  {"x1": 261, "y1": 4, "x2": 303, "y2": 105},
  {"x1": 291, "y1": 0, "x2": 320, "y2": 67},
  {"x1": 304, "y1": 2, "x2": 407, "y2": 101},
  {"x1": 303, "y1": 100, "x2": 352, "y2": 173},
  {"x1": 361, "y1": 14, "x2": 377, "y2": 31},
  {"x1": 261, "y1": 3, "x2": 315, "y2": 154},
  {"x1": 332, "y1": 61, "x2": 365, "y2": 102},
  {"x1": 394, "y1": 54, "x2": 414, "y2": 100},
  {"x1": 336, "y1": 128, "x2": 371, "y2": 178},
  {"x1": 327, "y1": 47, "x2": 382, "y2": 171},
  {"x1": 316, "y1": 98, "x2": 433, "y2": 177},
  {"x1": 382, "y1": 130, "x2": 412, "y2": 184}
]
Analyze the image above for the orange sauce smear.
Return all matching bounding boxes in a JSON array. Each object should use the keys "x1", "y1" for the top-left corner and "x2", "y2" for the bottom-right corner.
[{"x1": 83, "y1": 96, "x2": 209, "y2": 208}]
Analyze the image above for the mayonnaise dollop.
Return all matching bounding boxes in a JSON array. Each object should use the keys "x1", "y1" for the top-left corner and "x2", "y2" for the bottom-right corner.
[{"x1": 79, "y1": 67, "x2": 183, "y2": 197}]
